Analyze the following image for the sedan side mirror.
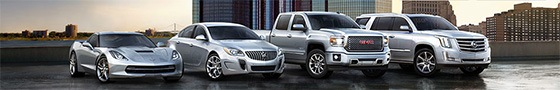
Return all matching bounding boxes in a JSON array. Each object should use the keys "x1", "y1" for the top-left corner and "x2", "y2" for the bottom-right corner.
[
  {"x1": 156, "y1": 42, "x2": 167, "y2": 47},
  {"x1": 292, "y1": 24, "x2": 306, "y2": 31},
  {"x1": 82, "y1": 42, "x2": 94, "y2": 50},
  {"x1": 195, "y1": 35, "x2": 207, "y2": 41}
]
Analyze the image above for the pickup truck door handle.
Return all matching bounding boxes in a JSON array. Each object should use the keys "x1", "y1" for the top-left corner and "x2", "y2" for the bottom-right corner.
[
  {"x1": 287, "y1": 34, "x2": 292, "y2": 38},
  {"x1": 271, "y1": 34, "x2": 276, "y2": 37}
]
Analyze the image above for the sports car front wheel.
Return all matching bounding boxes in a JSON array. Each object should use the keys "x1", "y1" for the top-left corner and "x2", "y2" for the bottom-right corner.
[
  {"x1": 96, "y1": 57, "x2": 110, "y2": 83},
  {"x1": 70, "y1": 52, "x2": 84, "y2": 77}
]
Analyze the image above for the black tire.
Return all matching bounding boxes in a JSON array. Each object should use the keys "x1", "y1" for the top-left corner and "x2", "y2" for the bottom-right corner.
[
  {"x1": 399, "y1": 63, "x2": 414, "y2": 70},
  {"x1": 361, "y1": 65, "x2": 387, "y2": 78},
  {"x1": 305, "y1": 49, "x2": 333, "y2": 79},
  {"x1": 70, "y1": 52, "x2": 85, "y2": 77},
  {"x1": 413, "y1": 48, "x2": 440, "y2": 77},
  {"x1": 460, "y1": 67, "x2": 485, "y2": 75},
  {"x1": 262, "y1": 73, "x2": 282, "y2": 79},
  {"x1": 96, "y1": 57, "x2": 111, "y2": 83},
  {"x1": 206, "y1": 53, "x2": 224, "y2": 80}
]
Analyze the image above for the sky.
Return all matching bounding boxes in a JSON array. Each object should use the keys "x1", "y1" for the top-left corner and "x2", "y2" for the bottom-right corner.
[{"x1": 1, "y1": 0, "x2": 559, "y2": 33}]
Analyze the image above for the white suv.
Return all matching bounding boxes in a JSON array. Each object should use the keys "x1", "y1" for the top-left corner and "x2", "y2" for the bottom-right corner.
[{"x1": 357, "y1": 13, "x2": 491, "y2": 76}]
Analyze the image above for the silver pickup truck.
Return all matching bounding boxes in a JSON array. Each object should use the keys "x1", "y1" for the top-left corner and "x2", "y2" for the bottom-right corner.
[
  {"x1": 357, "y1": 13, "x2": 491, "y2": 76},
  {"x1": 254, "y1": 12, "x2": 391, "y2": 78}
]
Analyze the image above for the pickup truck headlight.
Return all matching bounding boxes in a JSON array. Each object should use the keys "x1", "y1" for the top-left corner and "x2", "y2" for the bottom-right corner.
[
  {"x1": 171, "y1": 51, "x2": 180, "y2": 60},
  {"x1": 223, "y1": 48, "x2": 245, "y2": 56},
  {"x1": 435, "y1": 36, "x2": 453, "y2": 48},
  {"x1": 383, "y1": 36, "x2": 389, "y2": 45},
  {"x1": 109, "y1": 51, "x2": 128, "y2": 61},
  {"x1": 329, "y1": 35, "x2": 345, "y2": 47}
]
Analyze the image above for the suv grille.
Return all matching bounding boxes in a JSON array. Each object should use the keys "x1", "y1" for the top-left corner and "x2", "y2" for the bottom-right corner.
[
  {"x1": 245, "y1": 51, "x2": 277, "y2": 61},
  {"x1": 345, "y1": 36, "x2": 384, "y2": 52},
  {"x1": 456, "y1": 39, "x2": 486, "y2": 52}
]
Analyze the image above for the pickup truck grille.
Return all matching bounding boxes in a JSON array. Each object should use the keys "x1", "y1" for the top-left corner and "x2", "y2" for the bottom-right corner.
[
  {"x1": 245, "y1": 51, "x2": 277, "y2": 61},
  {"x1": 456, "y1": 39, "x2": 486, "y2": 52},
  {"x1": 345, "y1": 36, "x2": 384, "y2": 52}
]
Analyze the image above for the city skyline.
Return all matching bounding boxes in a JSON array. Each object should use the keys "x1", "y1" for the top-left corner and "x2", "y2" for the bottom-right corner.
[{"x1": 1, "y1": 0, "x2": 559, "y2": 33}]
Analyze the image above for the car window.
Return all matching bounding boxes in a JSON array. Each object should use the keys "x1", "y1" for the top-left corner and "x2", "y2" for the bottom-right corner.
[
  {"x1": 411, "y1": 17, "x2": 457, "y2": 30},
  {"x1": 275, "y1": 15, "x2": 291, "y2": 30},
  {"x1": 208, "y1": 26, "x2": 260, "y2": 40},
  {"x1": 307, "y1": 14, "x2": 360, "y2": 30},
  {"x1": 392, "y1": 17, "x2": 410, "y2": 31},
  {"x1": 179, "y1": 26, "x2": 195, "y2": 38},
  {"x1": 291, "y1": 15, "x2": 307, "y2": 31},
  {"x1": 99, "y1": 34, "x2": 156, "y2": 48},
  {"x1": 193, "y1": 25, "x2": 207, "y2": 38},
  {"x1": 89, "y1": 34, "x2": 99, "y2": 47},
  {"x1": 370, "y1": 17, "x2": 393, "y2": 30},
  {"x1": 356, "y1": 18, "x2": 370, "y2": 26}
]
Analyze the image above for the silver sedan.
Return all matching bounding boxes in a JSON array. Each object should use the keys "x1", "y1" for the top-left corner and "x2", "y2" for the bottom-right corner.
[
  {"x1": 168, "y1": 22, "x2": 284, "y2": 80},
  {"x1": 68, "y1": 32, "x2": 183, "y2": 82}
]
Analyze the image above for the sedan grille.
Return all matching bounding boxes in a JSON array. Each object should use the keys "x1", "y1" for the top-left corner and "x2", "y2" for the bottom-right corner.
[
  {"x1": 245, "y1": 51, "x2": 277, "y2": 61},
  {"x1": 125, "y1": 65, "x2": 175, "y2": 73},
  {"x1": 456, "y1": 39, "x2": 486, "y2": 52},
  {"x1": 345, "y1": 36, "x2": 384, "y2": 52}
]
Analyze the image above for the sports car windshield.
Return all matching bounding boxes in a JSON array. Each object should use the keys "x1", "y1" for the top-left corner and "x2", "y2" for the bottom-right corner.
[
  {"x1": 307, "y1": 14, "x2": 361, "y2": 30},
  {"x1": 99, "y1": 34, "x2": 156, "y2": 48},
  {"x1": 208, "y1": 26, "x2": 260, "y2": 40},
  {"x1": 410, "y1": 17, "x2": 458, "y2": 31}
]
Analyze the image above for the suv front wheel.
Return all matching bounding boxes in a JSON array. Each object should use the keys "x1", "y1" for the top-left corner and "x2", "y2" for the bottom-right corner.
[
  {"x1": 413, "y1": 48, "x2": 440, "y2": 76},
  {"x1": 306, "y1": 49, "x2": 333, "y2": 79}
]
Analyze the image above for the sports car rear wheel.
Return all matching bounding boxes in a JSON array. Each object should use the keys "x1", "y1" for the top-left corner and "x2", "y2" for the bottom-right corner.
[
  {"x1": 206, "y1": 53, "x2": 223, "y2": 80},
  {"x1": 70, "y1": 52, "x2": 84, "y2": 77},
  {"x1": 96, "y1": 57, "x2": 110, "y2": 83}
]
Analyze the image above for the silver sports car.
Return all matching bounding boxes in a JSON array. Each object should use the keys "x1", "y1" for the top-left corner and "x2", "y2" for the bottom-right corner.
[
  {"x1": 168, "y1": 22, "x2": 284, "y2": 80},
  {"x1": 68, "y1": 32, "x2": 183, "y2": 82}
]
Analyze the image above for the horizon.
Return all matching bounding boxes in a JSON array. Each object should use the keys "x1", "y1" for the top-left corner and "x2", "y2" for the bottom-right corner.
[{"x1": 1, "y1": 0, "x2": 559, "y2": 33}]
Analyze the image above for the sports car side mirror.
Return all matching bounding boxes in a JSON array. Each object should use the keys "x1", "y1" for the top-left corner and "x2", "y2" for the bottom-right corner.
[
  {"x1": 82, "y1": 42, "x2": 94, "y2": 50},
  {"x1": 156, "y1": 42, "x2": 167, "y2": 47}
]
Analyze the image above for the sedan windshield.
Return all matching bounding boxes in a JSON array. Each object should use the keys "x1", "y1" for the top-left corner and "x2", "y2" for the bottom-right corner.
[
  {"x1": 208, "y1": 26, "x2": 260, "y2": 40},
  {"x1": 99, "y1": 34, "x2": 156, "y2": 48},
  {"x1": 307, "y1": 14, "x2": 361, "y2": 30},
  {"x1": 410, "y1": 17, "x2": 458, "y2": 30}
]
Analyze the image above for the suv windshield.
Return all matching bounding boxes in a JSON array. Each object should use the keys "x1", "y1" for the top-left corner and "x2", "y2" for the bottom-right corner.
[
  {"x1": 100, "y1": 34, "x2": 156, "y2": 48},
  {"x1": 308, "y1": 14, "x2": 360, "y2": 30},
  {"x1": 208, "y1": 26, "x2": 260, "y2": 40},
  {"x1": 410, "y1": 17, "x2": 457, "y2": 30}
]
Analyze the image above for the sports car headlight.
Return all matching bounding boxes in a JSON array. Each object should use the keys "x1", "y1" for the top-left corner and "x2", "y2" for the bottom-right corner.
[
  {"x1": 171, "y1": 51, "x2": 180, "y2": 60},
  {"x1": 223, "y1": 48, "x2": 244, "y2": 56},
  {"x1": 329, "y1": 35, "x2": 344, "y2": 47},
  {"x1": 109, "y1": 51, "x2": 128, "y2": 61},
  {"x1": 435, "y1": 36, "x2": 453, "y2": 48}
]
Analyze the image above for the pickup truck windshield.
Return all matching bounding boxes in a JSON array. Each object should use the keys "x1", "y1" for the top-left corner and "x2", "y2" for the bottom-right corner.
[
  {"x1": 410, "y1": 17, "x2": 458, "y2": 30},
  {"x1": 308, "y1": 15, "x2": 360, "y2": 30},
  {"x1": 99, "y1": 34, "x2": 156, "y2": 48},
  {"x1": 208, "y1": 26, "x2": 260, "y2": 40}
]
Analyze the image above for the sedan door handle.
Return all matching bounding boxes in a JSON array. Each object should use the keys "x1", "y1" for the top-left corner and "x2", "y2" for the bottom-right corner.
[
  {"x1": 189, "y1": 43, "x2": 193, "y2": 47},
  {"x1": 287, "y1": 34, "x2": 292, "y2": 38}
]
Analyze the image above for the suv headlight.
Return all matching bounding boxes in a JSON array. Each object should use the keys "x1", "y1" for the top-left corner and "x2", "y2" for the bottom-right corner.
[
  {"x1": 109, "y1": 51, "x2": 128, "y2": 61},
  {"x1": 171, "y1": 51, "x2": 180, "y2": 60},
  {"x1": 435, "y1": 36, "x2": 453, "y2": 48},
  {"x1": 329, "y1": 35, "x2": 345, "y2": 47},
  {"x1": 223, "y1": 47, "x2": 244, "y2": 56}
]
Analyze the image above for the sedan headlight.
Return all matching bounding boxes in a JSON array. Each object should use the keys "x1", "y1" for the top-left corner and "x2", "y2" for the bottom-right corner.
[
  {"x1": 329, "y1": 35, "x2": 344, "y2": 47},
  {"x1": 435, "y1": 36, "x2": 453, "y2": 48},
  {"x1": 171, "y1": 51, "x2": 180, "y2": 60},
  {"x1": 109, "y1": 51, "x2": 128, "y2": 61},
  {"x1": 223, "y1": 48, "x2": 244, "y2": 56},
  {"x1": 277, "y1": 48, "x2": 283, "y2": 55}
]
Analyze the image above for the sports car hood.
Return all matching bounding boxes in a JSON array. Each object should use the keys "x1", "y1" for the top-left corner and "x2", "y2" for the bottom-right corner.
[
  {"x1": 318, "y1": 28, "x2": 384, "y2": 36},
  {"x1": 217, "y1": 40, "x2": 278, "y2": 51},
  {"x1": 112, "y1": 46, "x2": 173, "y2": 63},
  {"x1": 418, "y1": 30, "x2": 486, "y2": 38}
]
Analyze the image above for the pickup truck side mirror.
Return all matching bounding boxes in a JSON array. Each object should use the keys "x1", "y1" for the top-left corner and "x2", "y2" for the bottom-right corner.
[
  {"x1": 195, "y1": 35, "x2": 208, "y2": 41},
  {"x1": 292, "y1": 24, "x2": 306, "y2": 31},
  {"x1": 82, "y1": 42, "x2": 94, "y2": 50},
  {"x1": 156, "y1": 42, "x2": 166, "y2": 47},
  {"x1": 399, "y1": 25, "x2": 412, "y2": 32}
]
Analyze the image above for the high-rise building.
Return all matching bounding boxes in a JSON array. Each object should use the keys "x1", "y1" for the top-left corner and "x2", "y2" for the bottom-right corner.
[
  {"x1": 254, "y1": 0, "x2": 281, "y2": 30},
  {"x1": 192, "y1": 0, "x2": 253, "y2": 28},
  {"x1": 485, "y1": 3, "x2": 560, "y2": 41},
  {"x1": 402, "y1": 0, "x2": 457, "y2": 25},
  {"x1": 65, "y1": 24, "x2": 78, "y2": 38},
  {"x1": 309, "y1": 0, "x2": 392, "y2": 19},
  {"x1": 458, "y1": 21, "x2": 486, "y2": 35}
]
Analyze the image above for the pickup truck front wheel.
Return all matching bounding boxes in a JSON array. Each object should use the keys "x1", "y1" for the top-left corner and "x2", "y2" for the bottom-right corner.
[
  {"x1": 306, "y1": 49, "x2": 333, "y2": 79},
  {"x1": 413, "y1": 48, "x2": 440, "y2": 77}
]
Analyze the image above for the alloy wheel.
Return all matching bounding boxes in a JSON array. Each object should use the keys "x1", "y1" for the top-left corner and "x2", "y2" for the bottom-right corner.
[
  {"x1": 206, "y1": 55, "x2": 222, "y2": 79},
  {"x1": 308, "y1": 53, "x2": 326, "y2": 75},
  {"x1": 415, "y1": 51, "x2": 436, "y2": 74},
  {"x1": 96, "y1": 58, "x2": 109, "y2": 82}
]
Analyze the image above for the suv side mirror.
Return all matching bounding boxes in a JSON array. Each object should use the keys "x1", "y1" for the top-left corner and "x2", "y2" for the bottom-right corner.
[
  {"x1": 156, "y1": 42, "x2": 166, "y2": 47},
  {"x1": 82, "y1": 42, "x2": 94, "y2": 50},
  {"x1": 292, "y1": 24, "x2": 306, "y2": 31},
  {"x1": 195, "y1": 35, "x2": 207, "y2": 41},
  {"x1": 400, "y1": 25, "x2": 412, "y2": 32}
]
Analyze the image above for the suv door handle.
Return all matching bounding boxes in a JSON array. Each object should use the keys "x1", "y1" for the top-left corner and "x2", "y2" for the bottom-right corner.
[{"x1": 287, "y1": 34, "x2": 292, "y2": 38}]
